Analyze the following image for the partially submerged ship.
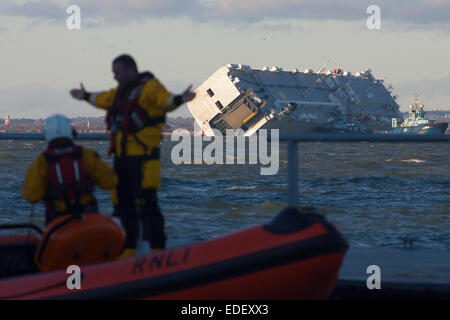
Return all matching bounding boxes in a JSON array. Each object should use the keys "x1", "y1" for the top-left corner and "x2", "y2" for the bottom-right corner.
[
  {"x1": 388, "y1": 93, "x2": 448, "y2": 135},
  {"x1": 187, "y1": 64, "x2": 401, "y2": 136}
]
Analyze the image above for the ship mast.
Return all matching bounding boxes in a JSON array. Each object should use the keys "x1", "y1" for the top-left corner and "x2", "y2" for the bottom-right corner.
[
  {"x1": 302, "y1": 59, "x2": 330, "y2": 98},
  {"x1": 278, "y1": 59, "x2": 330, "y2": 118},
  {"x1": 317, "y1": 59, "x2": 330, "y2": 74},
  {"x1": 412, "y1": 91, "x2": 420, "y2": 109}
]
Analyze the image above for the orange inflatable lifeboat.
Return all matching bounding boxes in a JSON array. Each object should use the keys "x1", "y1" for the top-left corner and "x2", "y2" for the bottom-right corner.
[
  {"x1": 35, "y1": 214, "x2": 125, "y2": 272},
  {"x1": 0, "y1": 207, "x2": 347, "y2": 300}
]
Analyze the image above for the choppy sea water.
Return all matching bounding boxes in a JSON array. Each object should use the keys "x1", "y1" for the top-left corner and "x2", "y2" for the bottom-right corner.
[{"x1": 0, "y1": 138, "x2": 449, "y2": 250}]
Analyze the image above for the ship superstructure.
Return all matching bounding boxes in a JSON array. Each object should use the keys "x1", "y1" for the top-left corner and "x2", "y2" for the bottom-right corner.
[
  {"x1": 187, "y1": 64, "x2": 401, "y2": 136},
  {"x1": 402, "y1": 92, "x2": 433, "y2": 127}
]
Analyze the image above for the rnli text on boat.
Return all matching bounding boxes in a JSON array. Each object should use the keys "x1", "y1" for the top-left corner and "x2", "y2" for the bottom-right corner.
[{"x1": 131, "y1": 247, "x2": 191, "y2": 274}]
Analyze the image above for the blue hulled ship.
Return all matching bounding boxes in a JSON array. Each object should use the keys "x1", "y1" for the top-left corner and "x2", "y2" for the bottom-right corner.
[{"x1": 389, "y1": 93, "x2": 448, "y2": 135}]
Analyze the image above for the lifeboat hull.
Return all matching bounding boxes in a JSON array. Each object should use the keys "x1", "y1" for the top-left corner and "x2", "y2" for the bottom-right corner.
[{"x1": 0, "y1": 208, "x2": 347, "y2": 300}]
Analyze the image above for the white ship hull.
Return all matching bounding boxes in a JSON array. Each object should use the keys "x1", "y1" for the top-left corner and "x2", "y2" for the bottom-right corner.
[{"x1": 187, "y1": 65, "x2": 401, "y2": 136}]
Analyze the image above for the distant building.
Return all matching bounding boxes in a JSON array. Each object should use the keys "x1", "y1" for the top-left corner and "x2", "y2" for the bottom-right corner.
[{"x1": 4, "y1": 115, "x2": 10, "y2": 126}]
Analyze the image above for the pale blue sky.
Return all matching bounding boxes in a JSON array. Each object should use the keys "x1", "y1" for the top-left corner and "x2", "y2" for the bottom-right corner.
[{"x1": 1, "y1": 0, "x2": 450, "y2": 118}]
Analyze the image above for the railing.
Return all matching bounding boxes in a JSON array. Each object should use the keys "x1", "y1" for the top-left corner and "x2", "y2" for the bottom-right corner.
[{"x1": 280, "y1": 133, "x2": 450, "y2": 208}]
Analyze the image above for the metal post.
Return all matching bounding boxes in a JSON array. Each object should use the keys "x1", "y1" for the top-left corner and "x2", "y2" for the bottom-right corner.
[{"x1": 287, "y1": 139, "x2": 298, "y2": 208}]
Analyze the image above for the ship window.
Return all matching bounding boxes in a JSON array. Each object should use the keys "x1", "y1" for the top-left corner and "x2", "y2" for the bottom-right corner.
[
  {"x1": 215, "y1": 101, "x2": 224, "y2": 110},
  {"x1": 207, "y1": 89, "x2": 214, "y2": 97}
]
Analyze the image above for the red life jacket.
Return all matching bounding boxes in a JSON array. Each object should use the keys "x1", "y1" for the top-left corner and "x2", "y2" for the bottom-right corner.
[
  {"x1": 43, "y1": 144, "x2": 94, "y2": 219},
  {"x1": 106, "y1": 72, "x2": 166, "y2": 136}
]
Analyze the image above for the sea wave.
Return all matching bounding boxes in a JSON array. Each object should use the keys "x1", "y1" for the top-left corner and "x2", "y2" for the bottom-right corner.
[
  {"x1": 227, "y1": 185, "x2": 257, "y2": 191},
  {"x1": 401, "y1": 159, "x2": 426, "y2": 163}
]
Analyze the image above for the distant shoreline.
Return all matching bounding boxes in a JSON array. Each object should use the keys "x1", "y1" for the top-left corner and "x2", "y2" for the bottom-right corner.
[
  {"x1": 0, "y1": 131, "x2": 196, "y2": 140},
  {"x1": 0, "y1": 132, "x2": 109, "y2": 140}
]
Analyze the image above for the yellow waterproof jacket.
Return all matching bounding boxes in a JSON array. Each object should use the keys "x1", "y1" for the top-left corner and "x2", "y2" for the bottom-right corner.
[
  {"x1": 22, "y1": 148, "x2": 118, "y2": 213},
  {"x1": 87, "y1": 74, "x2": 178, "y2": 158}
]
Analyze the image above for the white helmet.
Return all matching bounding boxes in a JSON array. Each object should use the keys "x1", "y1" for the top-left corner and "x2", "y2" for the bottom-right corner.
[{"x1": 44, "y1": 114, "x2": 74, "y2": 143}]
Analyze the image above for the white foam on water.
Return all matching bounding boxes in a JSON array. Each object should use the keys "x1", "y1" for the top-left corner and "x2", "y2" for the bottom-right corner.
[
  {"x1": 401, "y1": 159, "x2": 426, "y2": 163},
  {"x1": 227, "y1": 185, "x2": 257, "y2": 191}
]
